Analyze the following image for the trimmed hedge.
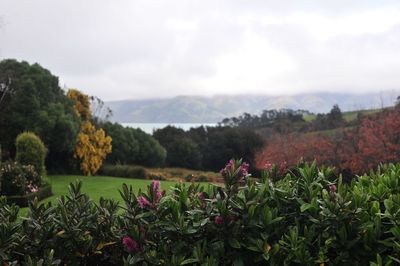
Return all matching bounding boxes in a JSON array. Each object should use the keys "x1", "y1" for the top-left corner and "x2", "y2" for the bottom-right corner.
[
  {"x1": 99, "y1": 164, "x2": 148, "y2": 179},
  {"x1": 6, "y1": 183, "x2": 52, "y2": 207},
  {"x1": 15, "y1": 132, "x2": 47, "y2": 177}
]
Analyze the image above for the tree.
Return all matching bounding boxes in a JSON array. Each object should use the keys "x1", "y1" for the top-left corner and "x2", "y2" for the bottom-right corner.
[
  {"x1": 0, "y1": 59, "x2": 80, "y2": 170},
  {"x1": 67, "y1": 89, "x2": 91, "y2": 121},
  {"x1": 327, "y1": 104, "x2": 344, "y2": 128},
  {"x1": 153, "y1": 126, "x2": 198, "y2": 168},
  {"x1": 337, "y1": 109, "x2": 400, "y2": 175},
  {"x1": 74, "y1": 121, "x2": 112, "y2": 175},
  {"x1": 68, "y1": 89, "x2": 112, "y2": 175},
  {"x1": 98, "y1": 122, "x2": 166, "y2": 167}
]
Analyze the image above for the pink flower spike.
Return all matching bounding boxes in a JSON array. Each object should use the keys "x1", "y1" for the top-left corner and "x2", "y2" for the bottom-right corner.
[
  {"x1": 137, "y1": 196, "x2": 152, "y2": 208},
  {"x1": 240, "y1": 162, "x2": 249, "y2": 176},
  {"x1": 215, "y1": 215, "x2": 224, "y2": 225},
  {"x1": 219, "y1": 168, "x2": 227, "y2": 177},
  {"x1": 227, "y1": 159, "x2": 235, "y2": 171},
  {"x1": 152, "y1": 180, "x2": 160, "y2": 192},
  {"x1": 265, "y1": 163, "x2": 273, "y2": 171},
  {"x1": 122, "y1": 236, "x2": 141, "y2": 253},
  {"x1": 329, "y1": 184, "x2": 337, "y2": 193},
  {"x1": 155, "y1": 190, "x2": 162, "y2": 202}
]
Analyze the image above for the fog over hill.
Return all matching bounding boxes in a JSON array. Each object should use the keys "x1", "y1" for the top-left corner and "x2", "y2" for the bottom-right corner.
[{"x1": 107, "y1": 90, "x2": 400, "y2": 123}]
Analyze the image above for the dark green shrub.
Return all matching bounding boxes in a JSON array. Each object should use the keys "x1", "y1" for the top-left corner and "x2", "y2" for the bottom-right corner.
[
  {"x1": 195, "y1": 174, "x2": 209, "y2": 182},
  {"x1": 21, "y1": 164, "x2": 42, "y2": 188},
  {"x1": 0, "y1": 161, "x2": 44, "y2": 197},
  {"x1": 0, "y1": 161, "x2": 26, "y2": 196},
  {"x1": 99, "y1": 164, "x2": 147, "y2": 179},
  {"x1": 16, "y1": 132, "x2": 47, "y2": 177},
  {"x1": 184, "y1": 174, "x2": 194, "y2": 182}
]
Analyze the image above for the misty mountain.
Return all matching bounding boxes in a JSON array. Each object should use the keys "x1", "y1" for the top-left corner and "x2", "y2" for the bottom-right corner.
[{"x1": 107, "y1": 91, "x2": 400, "y2": 123}]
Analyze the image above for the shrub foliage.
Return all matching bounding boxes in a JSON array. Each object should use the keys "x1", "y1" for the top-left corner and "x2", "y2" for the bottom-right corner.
[
  {"x1": 1, "y1": 160, "x2": 400, "y2": 265},
  {"x1": 15, "y1": 132, "x2": 47, "y2": 177}
]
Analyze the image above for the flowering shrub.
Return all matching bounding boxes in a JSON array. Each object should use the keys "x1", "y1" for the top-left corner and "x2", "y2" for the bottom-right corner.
[
  {"x1": 1, "y1": 160, "x2": 400, "y2": 265},
  {"x1": 0, "y1": 161, "x2": 43, "y2": 196}
]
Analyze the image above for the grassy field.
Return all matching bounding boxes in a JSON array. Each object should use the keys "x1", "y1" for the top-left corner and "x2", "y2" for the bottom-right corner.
[{"x1": 19, "y1": 175, "x2": 194, "y2": 216}]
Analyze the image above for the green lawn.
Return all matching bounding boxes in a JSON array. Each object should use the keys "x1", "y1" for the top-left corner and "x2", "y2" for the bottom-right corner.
[{"x1": 19, "y1": 175, "x2": 187, "y2": 216}]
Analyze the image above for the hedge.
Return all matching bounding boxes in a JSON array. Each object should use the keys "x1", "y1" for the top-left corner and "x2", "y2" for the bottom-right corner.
[
  {"x1": 1, "y1": 160, "x2": 400, "y2": 265},
  {"x1": 98, "y1": 164, "x2": 148, "y2": 179},
  {"x1": 6, "y1": 183, "x2": 52, "y2": 207}
]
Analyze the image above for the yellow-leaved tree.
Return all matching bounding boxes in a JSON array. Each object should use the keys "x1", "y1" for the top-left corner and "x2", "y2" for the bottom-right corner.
[{"x1": 67, "y1": 89, "x2": 112, "y2": 175}]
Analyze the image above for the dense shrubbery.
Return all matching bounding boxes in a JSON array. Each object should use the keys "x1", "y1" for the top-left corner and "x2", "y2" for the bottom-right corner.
[
  {"x1": 154, "y1": 126, "x2": 264, "y2": 171},
  {"x1": 15, "y1": 132, "x2": 47, "y2": 177},
  {"x1": 100, "y1": 122, "x2": 166, "y2": 167},
  {"x1": 0, "y1": 161, "x2": 43, "y2": 196},
  {"x1": 257, "y1": 107, "x2": 400, "y2": 177},
  {"x1": 99, "y1": 164, "x2": 148, "y2": 179},
  {"x1": 1, "y1": 160, "x2": 400, "y2": 265}
]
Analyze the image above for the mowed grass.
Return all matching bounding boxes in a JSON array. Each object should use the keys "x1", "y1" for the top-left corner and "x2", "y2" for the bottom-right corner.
[{"x1": 19, "y1": 175, "x2": 190, "y2": 217}]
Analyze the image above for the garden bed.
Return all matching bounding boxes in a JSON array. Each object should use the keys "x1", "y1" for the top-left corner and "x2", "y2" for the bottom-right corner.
[{"x1": 6, "y1": 183, "x2": 53, "y2": 207}]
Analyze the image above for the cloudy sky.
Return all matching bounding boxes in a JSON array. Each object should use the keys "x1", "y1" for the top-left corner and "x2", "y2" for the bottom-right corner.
[{"x1": 1, "y1": 0, "x2": 400, "y2": 101}]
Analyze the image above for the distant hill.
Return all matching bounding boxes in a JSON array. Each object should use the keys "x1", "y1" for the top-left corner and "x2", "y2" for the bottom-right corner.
[{"x1": 107, "y1": 91, "x2": 400, "y2": 123}]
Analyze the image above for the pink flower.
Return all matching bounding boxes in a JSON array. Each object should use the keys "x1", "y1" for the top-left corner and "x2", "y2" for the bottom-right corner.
[
  {"x1": 240, "y1": 162, "x2": 249, "y2": 177},
  {"x1": 122, "y1": 236, "x2": 141, "y2": 253},
  {"x1": 279, "y1": 161, "x2": 287, "y2": 173},
  {"x1": 226, "y1": 159, "x2": 234, "y2": 171},
  {"x1": 265, "y1": 163, "x2": 273, "y2": 171},
  {"x1": 155, "y1": 191, "x2": 162, "y2": 202},
  {"x1": 196, "y1": 192, "x2": 205, "y2": 200},
  {"x1": 152, "y1": 180, "x2": 160, "y2": 192},
  {"x1": 215, "y1": 215, "x2": 224, "y2": 225},
  {"x1": 329, "y1": 184, "x2": 337, "y2": 193},
  {"x1": 137, "y1": 196, "x2": 152, "y2": 208},
  {"x1": 219, "y1": 168, "x2": 227, "y2": 177}
]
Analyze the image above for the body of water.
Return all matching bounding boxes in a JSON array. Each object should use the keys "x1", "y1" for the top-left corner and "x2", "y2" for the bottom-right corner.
[{"x1": 122, "y1": 123, "x2": 217, "y2": 134}]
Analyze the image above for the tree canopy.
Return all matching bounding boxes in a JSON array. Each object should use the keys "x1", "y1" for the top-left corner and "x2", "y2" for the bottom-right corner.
[{"x1": 0, "y1": 59, "x2": 80, "y2": 170}]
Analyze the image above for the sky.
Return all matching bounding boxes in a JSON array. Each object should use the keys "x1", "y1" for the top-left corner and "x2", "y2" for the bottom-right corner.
[{"x1": 1, "y1": 0, "x2": 400, "y2": 101}]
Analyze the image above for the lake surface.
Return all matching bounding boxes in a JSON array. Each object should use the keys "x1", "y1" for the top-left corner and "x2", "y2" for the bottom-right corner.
[{"x1": 122, "y1": 123, "x2": 217, "y2": 134}]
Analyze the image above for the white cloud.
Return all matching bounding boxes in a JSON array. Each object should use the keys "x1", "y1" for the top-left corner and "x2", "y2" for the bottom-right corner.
[{"x1": 1, "y1": 0, "x2": 400, "y2": 100}]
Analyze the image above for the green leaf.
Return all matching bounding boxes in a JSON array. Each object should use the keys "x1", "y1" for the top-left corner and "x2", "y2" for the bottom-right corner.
[
  {"x1": 180, "y1": 258, "x2": 199, "y2": 265},
  {"x1": 300, "y1": 203, "x2": 313, "y2": 212},
  {"x1": 229, "y1": 238, "x2": 241, "y2": 249}
]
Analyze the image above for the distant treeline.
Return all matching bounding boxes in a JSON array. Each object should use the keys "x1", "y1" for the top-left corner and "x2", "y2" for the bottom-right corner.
[
  {"x1": 219, "y1": 104, "x2": 348, "y2": 133},
  {"x1": 153, "y1": 126, "x2": 263, "y2": 172}
]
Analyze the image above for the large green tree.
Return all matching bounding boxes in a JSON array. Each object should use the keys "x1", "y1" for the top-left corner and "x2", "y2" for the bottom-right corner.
[
  {"x1": 153, "y1": 126, "x2": 202, "y2": 169},
  {"x1": 99, "y1": 121, "x2": 166, "y2": 167},
  {"x1": 0, "y1": 59, "x2": 80, "y2": 170}
]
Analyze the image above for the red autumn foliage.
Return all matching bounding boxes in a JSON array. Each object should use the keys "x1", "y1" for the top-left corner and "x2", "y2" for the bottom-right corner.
[
  {"x1": 255, "y1": 133, "x2": 336, "y2": 170},
  {"x1": 256, "y1": 108, "x2": 400, "y2": 176}
]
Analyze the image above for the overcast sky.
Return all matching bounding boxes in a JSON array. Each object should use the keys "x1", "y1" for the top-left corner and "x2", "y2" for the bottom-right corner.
[{"x1": 1, "y1": 0, "x2": 400, "y2": 101}]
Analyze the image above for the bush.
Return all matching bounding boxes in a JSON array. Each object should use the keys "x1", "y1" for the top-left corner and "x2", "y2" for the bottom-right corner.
[
  {"x1": 194, "y1": 174, "x2": 209, "y2": 182},
  {"x1": 147, "y1": 173, "x2": 166, "y2": 181},
  {"x1": 15, "y1": 132, "x2": 47, "y2": 177},
  {"x1": 0, "y1": 161, "x2": 43, "y2": 196},
  {"x1": 0, "y1": 161, "x2": 26, "y2": 196},
  {"x1": 1, "y1": 160, "x2": 400, "y2": 264},
  {"x1": 0, "y1": 144, "x2": 2, "y2": 193},
  {"x1": 99, "y1": 164, "x2": 147, "y2": 179}
]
